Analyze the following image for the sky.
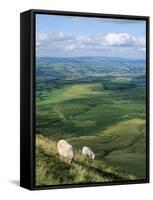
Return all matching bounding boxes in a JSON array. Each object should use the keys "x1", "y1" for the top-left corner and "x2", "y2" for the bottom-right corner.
[{"x1": 36, "y1": 14, "x2": 146, "y2": 59}]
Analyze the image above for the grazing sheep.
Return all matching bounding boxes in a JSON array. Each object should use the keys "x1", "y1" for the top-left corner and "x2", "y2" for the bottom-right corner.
[
  {"x1": 57, "y1": 139, "x2": 75, "y2": 164},
  {"x1": 82, "y1": 146, "x2": 95, "y2": 160}
]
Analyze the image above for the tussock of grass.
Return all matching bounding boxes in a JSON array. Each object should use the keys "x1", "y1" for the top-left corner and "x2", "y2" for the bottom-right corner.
[{"x1": 36, "y1": 134, "x2": 137, "y2": 186}]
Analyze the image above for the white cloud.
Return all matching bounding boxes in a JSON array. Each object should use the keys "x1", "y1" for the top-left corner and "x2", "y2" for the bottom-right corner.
[
  {"x1": 137, "y1": 47, "x2": 146, "y2": 52},
  {"x1": 103, "y1": 33, "x2": 145, "y2": 47},
  {"x1": 64, "y1": 44, "x2": 76, "y2": 50},
  {"x1": 104, "y1": 33, "x2": 130, "y2": 45},
  {"x1": 36, "y1": 31, "x2": 146, "y2": 58}
]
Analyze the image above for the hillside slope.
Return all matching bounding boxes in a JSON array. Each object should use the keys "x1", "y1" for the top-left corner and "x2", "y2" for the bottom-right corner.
[{"x1": 36, "y1": 134, "x2": 137, "y2": 186}]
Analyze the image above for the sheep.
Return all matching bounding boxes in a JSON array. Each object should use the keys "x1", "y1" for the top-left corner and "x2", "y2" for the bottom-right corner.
[
  {"x1": 57, "y1": 139, "x2": 75, "y2": 164},
  {"x1": 82, "y1": 146, "x2": 95, "y2": 160}
]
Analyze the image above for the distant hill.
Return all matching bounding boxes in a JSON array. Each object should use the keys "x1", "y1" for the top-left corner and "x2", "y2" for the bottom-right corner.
[{"x1": 36, "y1": 56, "x2": 145, "y2": 83}]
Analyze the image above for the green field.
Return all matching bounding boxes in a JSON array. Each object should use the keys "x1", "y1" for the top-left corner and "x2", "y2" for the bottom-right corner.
[{"x1": 36, "y1": 80, "x2": 146, "y2": 186}]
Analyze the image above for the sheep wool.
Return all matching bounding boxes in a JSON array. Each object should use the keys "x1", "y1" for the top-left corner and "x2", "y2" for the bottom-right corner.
[
  {"x1": 82, "y1": 146, "x2": 95, "y2": 159},
  {"x1": 57, "y1": 139, "x2": 75, "y2": 164}
]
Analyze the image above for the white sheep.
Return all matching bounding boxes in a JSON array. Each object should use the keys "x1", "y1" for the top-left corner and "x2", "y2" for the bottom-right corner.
[
  {"x1": 82, "y1": 146, "x2": 95, "y2": 159},
  {"x1": 57, "y1": 139, "x2": 75, "y2": 164}
]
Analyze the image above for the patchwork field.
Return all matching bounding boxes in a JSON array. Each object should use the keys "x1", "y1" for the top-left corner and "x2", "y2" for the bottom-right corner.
[{"x1": 36, "y1": 57, "x2": 146, "y2": 185}]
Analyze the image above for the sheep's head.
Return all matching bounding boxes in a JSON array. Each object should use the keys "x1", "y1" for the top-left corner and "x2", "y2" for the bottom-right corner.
[{"x1": 91, "y1": 153, "x2": 95, "y2": 160}]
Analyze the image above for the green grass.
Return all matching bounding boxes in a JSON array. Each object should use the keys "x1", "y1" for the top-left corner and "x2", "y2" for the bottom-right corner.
[
  {"x1": 68, "y1": 118, "x2": 146, "y2": 178},
  {"x1": 36, "y1": 82, "x2": 146, "y2": 184},
  {"x1": 36, "y1": 83, "x2": 103, "y2": 105},
  {"x1": 36, "y1": 135, "x2": 137, "y2": 186}
]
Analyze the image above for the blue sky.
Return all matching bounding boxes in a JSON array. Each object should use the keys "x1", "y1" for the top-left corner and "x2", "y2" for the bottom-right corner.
[{"x1": 36, "y1": 14, "x2": 146, "y2": 59}]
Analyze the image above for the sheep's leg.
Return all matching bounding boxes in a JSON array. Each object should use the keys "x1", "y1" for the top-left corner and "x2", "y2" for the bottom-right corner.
[{"x1": 67, "y1": 158, "x2": 71, "y2": 165}]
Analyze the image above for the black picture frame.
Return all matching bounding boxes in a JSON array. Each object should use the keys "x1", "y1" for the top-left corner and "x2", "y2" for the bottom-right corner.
[{"x1": 20, "y1": 9, "x2": 150, "y2": 190}]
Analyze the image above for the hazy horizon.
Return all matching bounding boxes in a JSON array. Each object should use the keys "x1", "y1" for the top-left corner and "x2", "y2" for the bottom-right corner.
[{"x1": 36, "y1": 55, "x2": 145, "y2": 60}]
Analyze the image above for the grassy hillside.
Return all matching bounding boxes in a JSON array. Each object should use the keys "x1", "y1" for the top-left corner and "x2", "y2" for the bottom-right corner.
[
  {"x1": 36, "y1": 81, "x2": 146, "y2": 182},
  {"x1": 69, "y1": 118, "x2": 146, "y2": 178},
  {"x1": 36, "y1": 134, "x2": 137, "y2": 186}
]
